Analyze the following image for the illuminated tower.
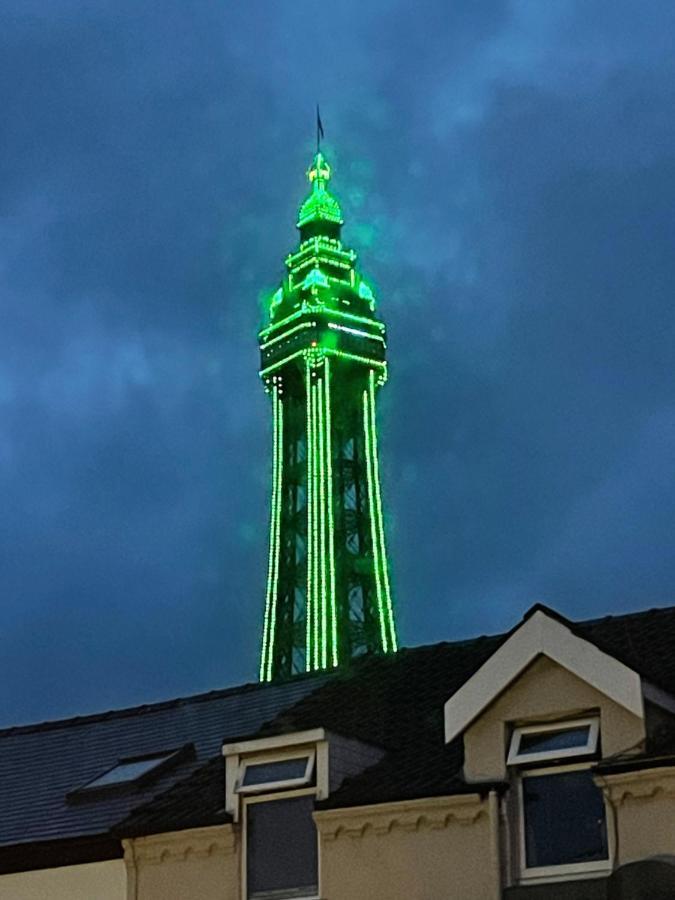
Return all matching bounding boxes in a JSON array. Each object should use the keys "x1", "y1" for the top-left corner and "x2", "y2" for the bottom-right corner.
[{"x1": 258, "y1": 151, "x2": 398, "y2": 682}]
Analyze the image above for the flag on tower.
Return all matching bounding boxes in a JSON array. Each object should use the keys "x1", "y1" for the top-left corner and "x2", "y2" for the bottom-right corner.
[{"x1": 316, "y1": 105, "x2": 324, "y2": 150}]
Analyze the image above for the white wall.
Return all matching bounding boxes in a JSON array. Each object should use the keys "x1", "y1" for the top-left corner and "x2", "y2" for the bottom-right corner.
[{"x1": 0, "y1": 859, "x2": 126, "y2": 900}]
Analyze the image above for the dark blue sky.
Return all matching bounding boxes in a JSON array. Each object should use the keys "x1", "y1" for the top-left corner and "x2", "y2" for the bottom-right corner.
[{"x1": 2, "y1": 1, "x2": 675, "y2": 727}]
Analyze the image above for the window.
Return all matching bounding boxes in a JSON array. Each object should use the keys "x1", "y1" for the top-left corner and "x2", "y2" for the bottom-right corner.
[
  {"x1": 235, "y1": 749, "x2": 319, "y2": 900},
  {"x1": 246, "y1": 795, "x2": 318, "y2": 900},
  {"x1": 69, "y1": 745, "x2": 192, "y2": 798},
  {"x1": 508, "y1": 717, "x2": 599, "y2": 765},
  {"x1": 521, "y1": 766, "x2": 608, "y2": 870},
  {"x1": 84, "y1": 754, "x2": 175, "y2": 788},
  {"x1": 238, "y1": 752, "x2": 315, "y2": 794},
  {"x1": 509, "y1": 719, "x2": 611, "y2": 880}
]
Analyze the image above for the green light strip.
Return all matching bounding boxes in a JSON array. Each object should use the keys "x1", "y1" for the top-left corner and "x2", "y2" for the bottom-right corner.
[
  {"x1": 368, "y1": 370, "x2": 398, "y2": 652},
  {"x1": 267, "y1": 392, "x2": 284, "y2": 679},
  {"x1": 260, "y1": 308, "x2": 305, "y2": 339},
  {"x1": 324, "y1": 359, "x2": 338, "y2": 667},
  {"x1": 311, "y1": 380, "x2": 320, "y2": 670},
  {"x1": 305, "y1": 360, "x2": 314, "y2": 671},
  {"x1": 259, "y1": 384, "x2": 278, "y2": 680},
  {"x1": 260, "y1": 321, "x2": 315, "y2": 350},
  {"x1": 260, "y1": 384, "x2": 284, "y2": 681},
  {"x1": 363, "y1": 388, "x2": 389, "y2": 653},
  {"x1": 325, "y1": 307, "x2": 386, "y2": 332},
  {"x1": 324, "y1": 349, "x2": 387, "y2": 369},
  {"x1": 260, "y1": 347, "x2": 387, "y2": 380},
  {"x1": 260, "y1": 305, "x2": 386, "y2": 341},
  {"x1": 289, "y1": 254, "x2": 352, "y2": 276},
  {"x1": 286, "y1": 245, "x2": 353, "y2": 271},
  {"x1": 328, "y1": 322, "x2": 386, "y2": 344},
  {"x1": 317, "y1": 374, "x2": 328, "y2": 669},
  {"x1": 260, "y1": 349, "x2": 306, "y2": 377}
]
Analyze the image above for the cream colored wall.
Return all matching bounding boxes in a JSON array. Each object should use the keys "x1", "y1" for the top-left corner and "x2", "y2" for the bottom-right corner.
[
  {"x1": 0, "y1": 860, "x2": 126, "y2": 900},
  {"x1": 598, "y1": 766, "x2": 675, "y2": 864},
  {"x1": 118, "y1": 758, "x2": 674, "y2": 900},
  {"x1": 316, "y1": 794, "x2": 498, "y2": 900},
  {"x1": 125, "y1": 825, "x2": 238, "y2": 900},
  {"x1": 463, "y1": 654, "x2": 645, "y2": 782}
]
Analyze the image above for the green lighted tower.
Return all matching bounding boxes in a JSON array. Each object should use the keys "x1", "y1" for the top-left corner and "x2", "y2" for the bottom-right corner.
[{"x1": 258, "y1": 150, "x2": 398, "y2": 682}]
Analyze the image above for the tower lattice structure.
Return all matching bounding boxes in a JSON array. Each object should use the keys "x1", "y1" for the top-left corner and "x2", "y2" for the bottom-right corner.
[{"x1": 259, "y1": 151, "x2": 398, "y2": 682}]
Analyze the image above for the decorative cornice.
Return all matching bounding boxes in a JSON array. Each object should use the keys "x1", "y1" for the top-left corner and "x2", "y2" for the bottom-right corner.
[
  {"x1": 597, "y1": 766, "x2": 675, "y2": 806},
  {"x1": 124, "y1": 825, "x2": 236, "y2": 865},
  {"x1": 314, "y1": 794, "x2": 486, "y2": 841}
]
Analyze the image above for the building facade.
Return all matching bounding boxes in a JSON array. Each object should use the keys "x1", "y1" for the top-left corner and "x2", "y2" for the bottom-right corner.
[{"x1": 2, "y1": 603, "x2": 675, "y2": 899}]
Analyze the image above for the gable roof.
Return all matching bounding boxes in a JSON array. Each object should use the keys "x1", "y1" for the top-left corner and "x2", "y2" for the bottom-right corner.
[
  {"x1": 3, "y1": 602, "x2": 675, "y2": 857},
  {"x1": 443, "y1": 605, "x2": 648, "y2": 744}
]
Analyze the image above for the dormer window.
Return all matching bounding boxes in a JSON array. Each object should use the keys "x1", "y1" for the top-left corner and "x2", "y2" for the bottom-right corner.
[
  {"x1": 508, "y1": 718, "x2": 611, "y2": 881},
  {"x1": 223, "y1": 728, "x2": 382, "y2": 899},
  {"x1": 224, "y1": 731, "x2": 326, "y2": 900},
  {"x1": 507, "y1": 717, "x2": 599, "y2": 765},
  {"x1": 237, "y1": 751, "x2": 315, "y2": 794}
]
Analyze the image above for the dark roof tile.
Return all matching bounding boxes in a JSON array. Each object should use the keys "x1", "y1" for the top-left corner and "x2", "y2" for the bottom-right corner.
[{"x1": 0, "y1": 673, "x2": 329, "y2": 847}]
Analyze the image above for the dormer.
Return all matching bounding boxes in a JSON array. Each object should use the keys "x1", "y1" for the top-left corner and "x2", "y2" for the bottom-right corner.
[
  {"x1": 223, "y1": 728, "x2": 383, "y2": 900},
  {"x1": 443, "y1": 605, "x2": 675, "y2": 887}
]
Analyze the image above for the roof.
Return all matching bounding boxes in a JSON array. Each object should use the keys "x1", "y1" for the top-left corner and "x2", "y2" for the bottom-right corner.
[
  {"x1": 0, "y1": 673, "x2": 328, "y2": 850},
  {"x1": 3, "y1": 603, "x2": 675, "y2": 856}
]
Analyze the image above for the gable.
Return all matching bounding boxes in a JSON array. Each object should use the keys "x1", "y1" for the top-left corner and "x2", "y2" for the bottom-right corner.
[
  {"x1": 444, "y1": 608, "x2": 645, "y2": 746},
  {"x1": 462, "y1": 654, "x2": 646, "y2": 782}
]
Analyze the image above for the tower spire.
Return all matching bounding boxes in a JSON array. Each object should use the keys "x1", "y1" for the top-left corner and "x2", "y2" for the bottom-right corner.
[{"x1": 258, "y1": 148, "x2": 398, "y2": 682}]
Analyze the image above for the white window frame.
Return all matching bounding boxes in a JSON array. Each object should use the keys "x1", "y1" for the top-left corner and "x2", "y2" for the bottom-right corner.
[
  {"x1": 223, "y1": 731, "x2": 327, "y2": 900},
  {"x1": 223, "y1": 729, "x2": 329, "y2": 821},
  {"x1": 242, "y1": 786, "x2": 321, "y2": 900},
  {"x1": 517, "y1": 761, "x2": 614, "y2": 883},
  {"x1": 236, "y1": 749, "x2": 316, "y2": 795},
  {"x1": 507, "y1": 717, "x2": 599, "y2": 766}
]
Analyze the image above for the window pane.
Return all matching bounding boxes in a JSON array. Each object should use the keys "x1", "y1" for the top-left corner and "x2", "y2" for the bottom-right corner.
[
  {"x1": 518, "y1": 725, "x2": 591, "y2": 756},
  {"x1": 243, "y1": 757, "x2": 309, "y2": 787},
  {"x1": 523, "y1": 770, "x2": 608, "y2": 868},
  {"x1": 247, "y1": 796, "x2": 317, "y2": 899},
  {"x1": 87, "y1": 755, "x2": 172, "y2": 788}
]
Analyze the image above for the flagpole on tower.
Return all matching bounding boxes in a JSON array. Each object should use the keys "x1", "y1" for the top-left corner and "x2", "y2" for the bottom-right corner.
[{"x1": 316, "y1": 104, "x2": 324, "y2": 154}]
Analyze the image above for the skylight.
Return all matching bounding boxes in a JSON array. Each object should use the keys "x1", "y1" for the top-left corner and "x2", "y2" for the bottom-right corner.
[
  {"x1": 84, "y1": 753, "x2": 176, "y2": 789},
  {"x1": 68, "y1": 745, "x2": 193, "y2": 799}
]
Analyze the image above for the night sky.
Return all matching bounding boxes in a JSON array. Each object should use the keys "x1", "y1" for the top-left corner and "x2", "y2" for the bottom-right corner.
[{"x1": 3, "y1": 1, "x2": 675, "y2": 727}]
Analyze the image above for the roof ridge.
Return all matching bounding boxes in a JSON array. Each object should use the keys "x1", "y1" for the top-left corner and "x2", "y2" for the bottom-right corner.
[
  {"x1": 0, "y1": 672, "x2": 321, "y2": 738},
  {"x1": 0, "y1": 638, "x2": 507, "y2": 738},
  {"x1": 579, "y1": 603, "x2": 675, "y2": 628}
]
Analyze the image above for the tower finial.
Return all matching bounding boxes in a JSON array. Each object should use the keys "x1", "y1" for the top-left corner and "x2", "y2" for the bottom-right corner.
[{"x1": 307, "y1": 151, "x2": 331, "y2": 186}]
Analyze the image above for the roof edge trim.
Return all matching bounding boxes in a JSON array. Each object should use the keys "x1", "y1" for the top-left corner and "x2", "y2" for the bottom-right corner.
[{"x1": 222, "y1": 728, "x2": 326, "y2": 757}]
